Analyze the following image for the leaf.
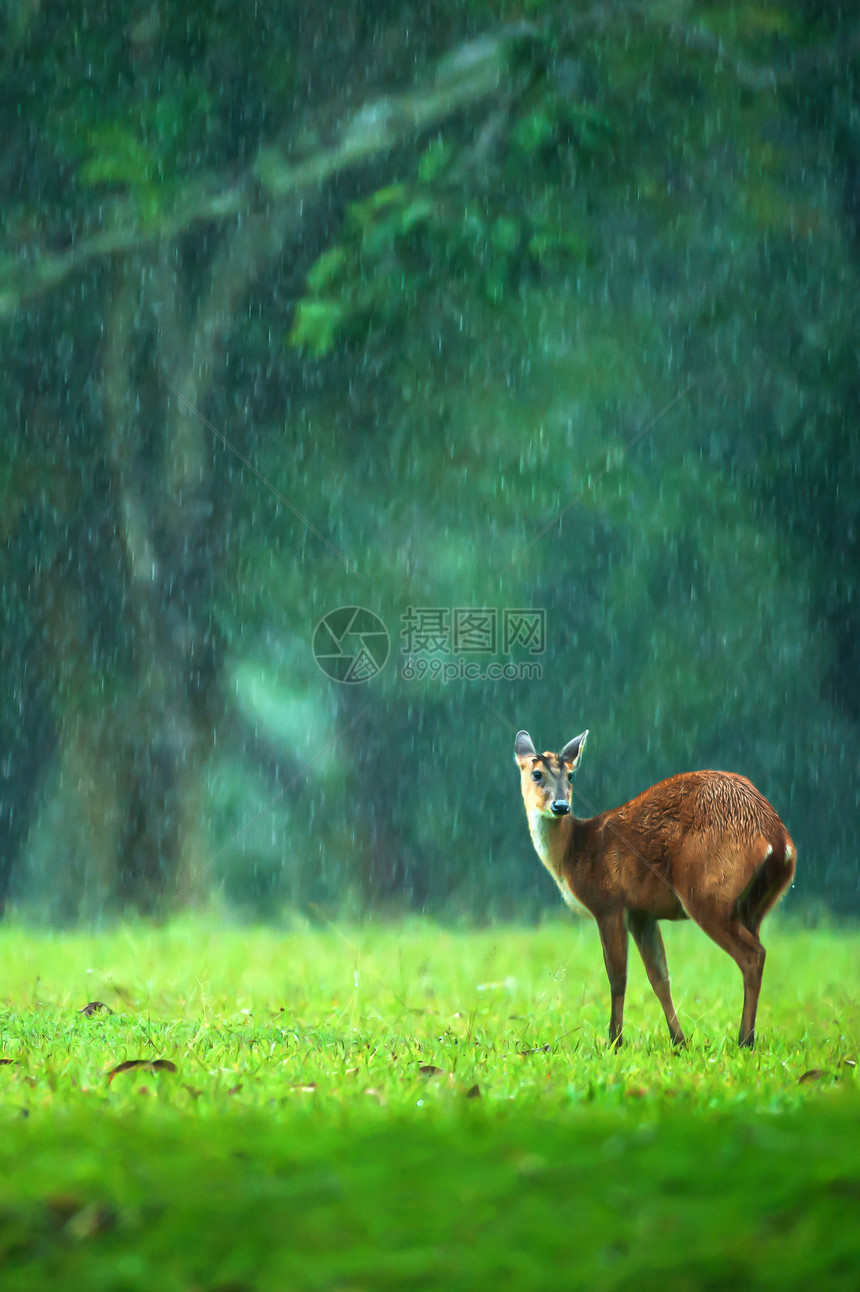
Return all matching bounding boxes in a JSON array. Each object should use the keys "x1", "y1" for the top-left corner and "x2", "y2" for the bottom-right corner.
[
  {"x1": 66, "y1": 1201, "x2": 116, "y2": 1240},
  {"x1": 359, "y1": 184, "x2": 411, "y2": 216},
  {"x1": 78, "y1": 125, "x2": 154, "y2": 188},
  {"x1": 512, "y1": 111, "x2": 556, "y2": 154},
  {"x1": 798, "y1": 1069, "x2": 834, "y2": 1084},
  {"x1": 418, "y1": 1064, "x2": 444, "y2": 1077},
  {"x1": 399, "y1": 198, "x2": 434, "y2": 233},
  {"x1": 464, "y1": 1084, "x2": 481, "y2": 1099},
  {"x1": 288, "y1": 299, "x2": 347, "y2": 356},
  {"x1": 80, "y1": 1001, "x2": 113, "y2": 1016},
  {"x1": 0, "y1": 1058, "x2": 18, "y2": 1066},
  {"x1": 106, "y1": 1059, "x2": 178, "y2": 1084},
  {"x1": 360, "y1": 214, "x2": 405, "y2": 257},
  {"x1": 345, "y1": 184, "x2": 410, "y2": 238},
  {"x1": 418, "y1": 140, "x2": 454, "y2": 182},
  {"x1": 518, "y1": 1045, "x2": 550, "y2": 1056},
  {"x1": 306, "y1": 246, "x2": 349, "y2": 293}
]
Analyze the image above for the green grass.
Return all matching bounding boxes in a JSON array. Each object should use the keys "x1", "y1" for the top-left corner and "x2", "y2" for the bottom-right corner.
[{"x1": 0, "y1": 917, "x2": 857, "y2": 1289}]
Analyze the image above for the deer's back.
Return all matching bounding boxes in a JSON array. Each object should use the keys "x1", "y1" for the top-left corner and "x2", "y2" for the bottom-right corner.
[
  {"x1": 616, "y1": 770, "x2": 788, "y2": 846},
  {"x1": 579, "y1": 771, "x2": 793, "y2": 916}
]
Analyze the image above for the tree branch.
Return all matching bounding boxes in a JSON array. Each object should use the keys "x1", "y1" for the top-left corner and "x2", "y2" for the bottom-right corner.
[{"x1": 0, "y1": 25, "x2": 537, "y2": 317}]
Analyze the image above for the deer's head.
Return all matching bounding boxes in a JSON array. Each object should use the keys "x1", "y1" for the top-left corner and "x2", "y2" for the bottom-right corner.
[{"x1": 514, "y1": 729, "x2": 588, "y2": 818}]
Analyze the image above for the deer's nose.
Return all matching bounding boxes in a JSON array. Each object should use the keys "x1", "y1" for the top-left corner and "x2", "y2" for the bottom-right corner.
[{"x1": 551, "y1": 800, "x2": 570, "y2": 816}]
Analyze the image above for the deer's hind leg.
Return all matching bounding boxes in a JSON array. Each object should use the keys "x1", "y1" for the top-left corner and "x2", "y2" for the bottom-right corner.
[
  {"x1": 736, "y1": 840, "x2": 796, "y2": 938},
  {"x1": 678, "y1": 837, "x2": 784, "y2": 1049},
  {"x1": 629, "y1": 912, "x2": 685, "y2": 1046},
  {"x1": 688, "y1": 904, "x2": 765, "y2": 1048}
]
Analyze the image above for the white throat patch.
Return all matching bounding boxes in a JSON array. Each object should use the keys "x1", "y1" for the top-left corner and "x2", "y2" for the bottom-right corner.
[{"x1": 527, "y1": 810, "x2": 592, "y2": 919}]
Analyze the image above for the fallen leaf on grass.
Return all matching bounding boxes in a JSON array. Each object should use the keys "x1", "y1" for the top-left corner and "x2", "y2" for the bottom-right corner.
[
  {"x1": 106, "y1": 1059, "x2": 178, "y2": 1084},
  {"x1": 518, "y1": 1045, "x2": 550, "y2": 1056},
  {"x1": 625, "y1": 1086, "x2": 649, "y2": 1099},
  {"x1": 293, "y1": 1083, "x2": 318, "y2": 1093},
  {"x1": 464, "y1": 1084, "x2": 481, "y2": 1099},
  {"x1": 418, "y1": 1065, "x2": 444, "y2": 1077},
  {"x1": 344, "y1": 1066, "x2": 360, "y2": 1077},
  {"x1": 843, "y1": 1059, "x2": 856, "y2": 1069},
  {"x1": 184, "y1": 1085, "x2": 203, "y2": 1100},
  {"x1": 364, "y1": 1087, "x2": 385, "y2": 1104},
  {"x1": 80, "y1": 1001, "x2": 113, "y2": 1016},
  {"x1": 227, "y1": 1084, "x2": 243, "y2": 1096},
  {"x1": 66, "y1": 1202, "x2": 116, "y2": 1240},
  {"x1": 798, "y1": 1069, "x2": 834, "y2": 1084},
  {"x1": 0, "y1": 1058, "x2": 18, "y2": 1066}
]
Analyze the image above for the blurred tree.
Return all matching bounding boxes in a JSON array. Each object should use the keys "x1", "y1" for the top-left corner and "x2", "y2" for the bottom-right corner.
[
  {"x1": 0, "y1": 0, "x2": 544, "y2": 911},
  {"x1": 1, "y1": 0, "x2": 859, "y2": 917}
]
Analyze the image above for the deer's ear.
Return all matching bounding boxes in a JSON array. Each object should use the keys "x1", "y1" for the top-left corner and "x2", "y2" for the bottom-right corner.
[
  {"x1": 514, "y1": 730, "x2": 537, "y2": 764},
  {"x1": 561, "y1": 730, "x2": 588, "y2": 771}
]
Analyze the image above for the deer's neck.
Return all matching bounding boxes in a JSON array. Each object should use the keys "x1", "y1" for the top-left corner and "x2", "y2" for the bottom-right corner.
[
  {"x1": 527, "y1": 809, "x2": 573, "y2": 874},
  {"x1": 526, "y1": 810, "x2": 596, "y2": 917}
]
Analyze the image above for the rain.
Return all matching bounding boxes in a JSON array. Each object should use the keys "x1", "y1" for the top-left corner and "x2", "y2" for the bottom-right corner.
[
  {"x1": 0, "y1": 1, "x2": 858, "y2": 1285},
  {"x1": 2, "y1": 5, "x2": 856, "y2": 924}
]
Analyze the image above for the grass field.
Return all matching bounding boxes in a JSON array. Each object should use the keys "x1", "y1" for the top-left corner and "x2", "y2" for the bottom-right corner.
[{"x1": 0, "y1": 916, "x2": 857, "y2": 1289}]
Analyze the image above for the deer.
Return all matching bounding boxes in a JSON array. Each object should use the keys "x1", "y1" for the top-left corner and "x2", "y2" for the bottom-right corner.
[{"x1": 514, "y1": 730, "x2": 795, "y2": 1049}]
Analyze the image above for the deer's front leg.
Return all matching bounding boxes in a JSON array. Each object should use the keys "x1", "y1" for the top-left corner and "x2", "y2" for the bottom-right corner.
[
  {"x1": 596, "y1": 910, "x2": 628, "y2": 1048},
  {"x1": 629, "y1": 912, "x2": 685, "y2": 1047}
]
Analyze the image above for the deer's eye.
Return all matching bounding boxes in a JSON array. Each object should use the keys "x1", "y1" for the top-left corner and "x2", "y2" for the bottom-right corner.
[
  {"x1": 567, "y1": 772, "x2": 574, "y2": 784},
  {"x1": 531, "y1": 770, "x2": 542, "y2": 783}
]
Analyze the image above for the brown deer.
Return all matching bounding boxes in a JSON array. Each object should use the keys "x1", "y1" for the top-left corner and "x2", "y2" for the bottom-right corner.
[{"x1": 514, "y1": 730, "x2": 795, "y2": 1049}]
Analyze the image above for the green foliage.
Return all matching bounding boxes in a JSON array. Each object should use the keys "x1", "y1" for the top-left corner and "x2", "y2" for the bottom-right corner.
[
  {"x1": 52, "y1": 75, "x2": 215, "y2": 224},
  {"x1": 289, "y1": 45, "x2": 611, "y2": 355},
  {"x1": 289, "y1": 173, "x2": 593, "y2": 354},
  {"x1": 289, "y1": 298, "x2": 350, "y2": 358},
  {"x1": 0, "y1": 921, "x2": 857, "y2": 1288},
  {"x1": 2, "y1": 0, "x2": 860, "y2": 920}
]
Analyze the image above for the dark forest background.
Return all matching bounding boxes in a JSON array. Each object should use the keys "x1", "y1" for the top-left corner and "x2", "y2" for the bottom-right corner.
[{"x1": 1, "y1": 0, "x2": 858, "y2": 922}]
